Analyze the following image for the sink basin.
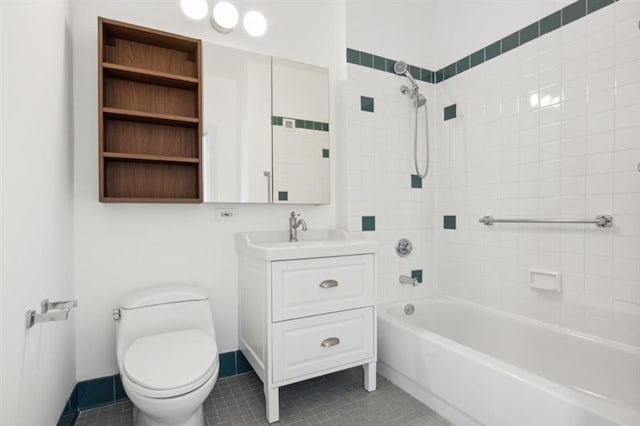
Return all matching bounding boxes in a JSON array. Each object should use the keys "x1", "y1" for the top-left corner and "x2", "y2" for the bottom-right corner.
[{"x1": 236, "y1": 230, "x2": 378, "y2": 261}]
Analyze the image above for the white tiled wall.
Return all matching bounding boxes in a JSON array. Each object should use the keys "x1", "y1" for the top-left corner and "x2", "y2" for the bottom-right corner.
[
  {"x1": 345, "y1": 64, "x2": 437, "y2": 302},
  {"x1": 434, "y1": 0, "x2": 640, "y2": 347}
]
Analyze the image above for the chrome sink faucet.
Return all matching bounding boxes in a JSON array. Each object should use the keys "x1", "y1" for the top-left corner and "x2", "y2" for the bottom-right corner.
[{"x1": 289, "y1": 211, "x2": 308, "y2": 242}]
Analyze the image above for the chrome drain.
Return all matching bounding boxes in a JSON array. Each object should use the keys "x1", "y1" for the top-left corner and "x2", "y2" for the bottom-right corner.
[{"x1": 404, "y1": 303, "x2": 415, "y2": 315}]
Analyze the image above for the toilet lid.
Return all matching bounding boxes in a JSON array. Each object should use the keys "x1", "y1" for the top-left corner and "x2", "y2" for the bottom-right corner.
[{"x1": 124, "y1": 329, "x2": 218, "y2": 395}]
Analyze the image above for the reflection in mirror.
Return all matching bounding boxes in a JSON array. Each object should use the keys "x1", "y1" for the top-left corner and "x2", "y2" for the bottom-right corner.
[
  {"x1": 271, "y1": 58, "x2": 330, "y2": 204},
  {"x1": 202, "y1": 42, "x2": 272, "y2": 203}
]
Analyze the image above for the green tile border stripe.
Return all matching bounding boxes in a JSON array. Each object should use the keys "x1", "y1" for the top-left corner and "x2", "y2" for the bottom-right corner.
[
  {"x1": 58, "y1": 350, "x2": 253, "y2": 425},
  {"x1": 272, "y1": 115, "x2": 329, "y2": 132},
  {"x1": 347, "y1": 0, "x2": 617, "y2": 84},
  {"x1": 346, "y1": 48, "x2": 435, "y2": 84}
]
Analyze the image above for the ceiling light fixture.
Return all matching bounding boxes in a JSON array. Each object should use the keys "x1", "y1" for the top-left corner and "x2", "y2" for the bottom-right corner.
[
  {"x1": 210, "y1": 1, "x2": 239, "y2": 33},
  {"x1": 243, "y1": 10, "x2": 267, "y2": 37},
  {"x1": 179, "y1": 0, "x2": 208, "y2": 20}
]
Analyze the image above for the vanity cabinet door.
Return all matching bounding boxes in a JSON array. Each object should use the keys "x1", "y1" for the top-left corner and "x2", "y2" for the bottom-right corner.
[
  {"x1": 271, "y1": 255, "x2": 374, "y2": 321},
  {"x1": 271, "y1": 307, "x2": 374, "y2": 384}
]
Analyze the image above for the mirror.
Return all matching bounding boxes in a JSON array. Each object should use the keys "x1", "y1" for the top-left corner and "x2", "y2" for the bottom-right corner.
[
  {"x1": 202, "y1": 42, "x2": 330, "y2": 204},
  {"x1": 271, "y1": 58, "x2": 330, "y2": 204}
]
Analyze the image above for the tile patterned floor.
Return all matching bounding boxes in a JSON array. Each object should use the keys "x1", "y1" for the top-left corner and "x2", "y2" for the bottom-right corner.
[{"x1": 74, "y1": 367, "x2": 452, "y2": 426}]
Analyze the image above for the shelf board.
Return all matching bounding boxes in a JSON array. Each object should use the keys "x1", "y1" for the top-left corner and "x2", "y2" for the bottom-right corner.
[
  {"x1": 103, "y1": 107, "x2": 199, "y2": 127},
  {"x1": 101, "y1": 196, "x2": 201, "y2": 203},
  {"x1": 103, "y1": 152, "x2": 200, "y2": 164},
  {"x1": 102, "y1": 62, "x2": 198, "y2": 89}
]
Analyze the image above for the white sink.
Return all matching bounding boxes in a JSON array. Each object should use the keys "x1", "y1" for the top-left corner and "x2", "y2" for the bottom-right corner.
[{"x1": 236, "y1": 229, "x2": 378, "y2": 261}]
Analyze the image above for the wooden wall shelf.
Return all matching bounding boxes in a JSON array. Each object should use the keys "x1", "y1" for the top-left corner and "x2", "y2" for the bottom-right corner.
[{"x1": 98, "y1": 17, "x2": 202, "y2": 202}]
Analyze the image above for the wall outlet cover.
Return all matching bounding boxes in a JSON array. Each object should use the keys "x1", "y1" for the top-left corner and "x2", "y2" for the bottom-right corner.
[{"x1": 215, "y1": 209, "x2": 237, "y2": 222}]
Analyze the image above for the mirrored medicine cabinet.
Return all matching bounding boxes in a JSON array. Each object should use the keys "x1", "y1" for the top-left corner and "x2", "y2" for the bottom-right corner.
[
  {"x1": 202, "y1": 43, "x2": 330, "y2": 205},
  {"x1": 96, "y1": 18, "x2": 329, "y2": 205}
]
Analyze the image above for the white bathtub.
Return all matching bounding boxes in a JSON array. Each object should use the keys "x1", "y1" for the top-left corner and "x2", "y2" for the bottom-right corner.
[{"x1": 378, "y1": 297, "x2": 640, "y2": 426}]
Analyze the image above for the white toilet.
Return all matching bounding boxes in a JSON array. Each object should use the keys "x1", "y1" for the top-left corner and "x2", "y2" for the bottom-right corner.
[{"x1": 115, "y1": 284, "x2": 219, "y2": 426}]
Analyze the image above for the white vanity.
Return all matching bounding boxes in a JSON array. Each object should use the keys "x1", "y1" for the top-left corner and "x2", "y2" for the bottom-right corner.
[{"x1": 236, "y1": 230, "x2": 377, "y2": 423}]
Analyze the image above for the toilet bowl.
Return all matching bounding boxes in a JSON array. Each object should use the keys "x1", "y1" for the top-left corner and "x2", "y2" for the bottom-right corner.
[{"x1": 115, "y1": 285, "x2": 219, "y2": 426}]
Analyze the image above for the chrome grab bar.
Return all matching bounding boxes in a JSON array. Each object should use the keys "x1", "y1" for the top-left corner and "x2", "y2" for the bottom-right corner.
[
  {"x1": 321, "y1": 337, "x2": 340, "y2": 347},
  {"x1": 479, "y1": 215, "x2": 612, "y2": 228},
  {"x1": 319, "y1": 279, "x2": 338, "y2": 289}
]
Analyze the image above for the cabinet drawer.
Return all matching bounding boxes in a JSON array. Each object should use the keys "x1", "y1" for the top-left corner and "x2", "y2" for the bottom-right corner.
[
  {"x1": 272, "y1": 307, "x2": 374, "y2": 383},
  {"x1": 272, "y1": 255, "x2": 374, "y2": 321}
]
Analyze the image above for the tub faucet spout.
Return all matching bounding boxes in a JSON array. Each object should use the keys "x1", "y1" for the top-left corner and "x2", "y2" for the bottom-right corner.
[{"x1": 399, "y1": 275, "x2": 419, "y2": 287}]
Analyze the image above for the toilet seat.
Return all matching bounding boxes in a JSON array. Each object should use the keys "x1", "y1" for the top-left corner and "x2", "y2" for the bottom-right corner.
[{"x1": 124, "y1": 329, "x2": 219, "y2": 398}]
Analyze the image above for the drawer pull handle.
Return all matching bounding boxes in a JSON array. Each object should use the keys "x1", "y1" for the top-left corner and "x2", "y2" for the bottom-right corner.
[
  {"x1": 321, "y1": 337, "x2": 340, "y2": 347},
  {"x1": 319, "y1": 279, "x2": 338, "y2": 289}
]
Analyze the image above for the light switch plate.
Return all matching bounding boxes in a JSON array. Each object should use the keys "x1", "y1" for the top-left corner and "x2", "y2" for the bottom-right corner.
[{"x1": 215, "y1": 208, "x2": 237, "y2": 222}]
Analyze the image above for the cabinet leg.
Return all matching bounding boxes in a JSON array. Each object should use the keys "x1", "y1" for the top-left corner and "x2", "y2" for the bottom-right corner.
[
  {"x1": 264, "y1": 384, "x2": 280, "y2": 423},
  {"x1": 363, "y1": 361, "x2": 376, "y2": 392}
]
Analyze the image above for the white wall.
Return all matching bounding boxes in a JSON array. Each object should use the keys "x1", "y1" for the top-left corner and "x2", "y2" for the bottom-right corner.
[
  {"x1": 345, "y1": 64, "x2": 438, "y2": 302},
  {"x1": 1, "y1": 0, "x2": 76, "y2": 424},
  {"x1": 71, "y1": 0, "x2": 346, "y2": 380},
  {"x1": 346, "y1": 0, "x2": 574, "y2": 69},
  {"x1": 435, "y1": 0, "x2": 640, "y2": 347}
]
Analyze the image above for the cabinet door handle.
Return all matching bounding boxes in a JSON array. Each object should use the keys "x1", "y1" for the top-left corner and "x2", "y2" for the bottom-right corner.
[
  {"x1": 319, "y1": 279, "x2": 338, "y2": 289},
  {"x1": 321, "y1": 337, "x2": 340, "y2": 347}
]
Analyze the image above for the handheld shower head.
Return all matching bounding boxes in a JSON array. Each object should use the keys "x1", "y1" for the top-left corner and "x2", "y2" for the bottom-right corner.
[{"x1": 394, "y1": 60, "x2": 418, "y2": 90}]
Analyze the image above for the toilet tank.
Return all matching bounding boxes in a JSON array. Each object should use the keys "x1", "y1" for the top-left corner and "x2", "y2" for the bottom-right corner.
[{"x1": 115, "y1": 284, "x2": 216, "y2": 364}]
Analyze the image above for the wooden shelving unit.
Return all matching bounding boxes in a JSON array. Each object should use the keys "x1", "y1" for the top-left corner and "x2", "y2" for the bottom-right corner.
[{"x1": 98, "y1": 17, "x2": 202, "y2": 202}]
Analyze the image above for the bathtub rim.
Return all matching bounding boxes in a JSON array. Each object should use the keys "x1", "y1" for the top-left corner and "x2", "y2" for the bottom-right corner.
[{"x1": 377, "y1": 295, "x2": 640, "y2": 424}]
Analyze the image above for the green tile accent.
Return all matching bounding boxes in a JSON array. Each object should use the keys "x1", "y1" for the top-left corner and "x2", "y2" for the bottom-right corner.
[
  {"x1": 274, "y1": 116, "x2": 328, "y2": 132},
  {"x1": 362, "y1": 216, "x2": 375, "y2": 232},
  {"x1": 562, "y1": 0, "x2": 586, "y2": 25},
  {"x1": 443, "y1": 215, "x2": 457, "y2": 230},
  {"x1": 278, "y1": 191, "x2": 288, "y2": 201},
  {"x1": 485, "y1": 40, "x2": 501, "y2": 61},
  {"x1": 540, "y1": 11, "x2": 562, "y2": 35},
  {"x1": 77, "y1": 377, "x2": 114, "y2": 410},
  {"x1": 411, "y1": 174, "x2": 422, "y2": 188},
  {"x1": 409, "y1": 65, "x2": 421, "y2": 80},
  {"x1": 588, "y1": 0, "x2": 613, "y2": 13},
  {"x1": 470, "y1": 49, "x2": 485, "y2": 68},
  {"x1": 219, "y1": 351, "x2": 237, "y2": 378},
  {"x1": 456, "y1": 56, "x2": 470, "y2": 74},
  {"x1": 444, "y1": 104, "x2": 457, "y2": 121},
  {"x1": 411, "y1": 269, "x2": 423, "y2": 283},
  {"x1": 385, "y1": 59, "x2": 396, "y2": 73},
  {"x1": 361, "y1": 96, "x2": 374, "y2": 112},
  {"x1": 373, "y1": 55, "x2": 386, "y2": 71},
  {"x1": 435, "y1": 69, "x2": 444, "y2": 83},
  {"x1": 421, "y1": 70, "x2": 433, "y2": 83},
  {"x1": 360, "y1": 52, "x2": 373, "y2": 68},
  {"x1": 346, "y1": 48, "x2": 360, "y2": 64},
  {"x1": 114, "y1": 375, "x2": 126, "y2": 401},
  {"x1": 322, "y1": 148, "x2": 330, "y2": 158},
  {"x1": 443, "y1": 63, "x2": 456, "y2": 80},
  {"x1": 501, "y1": 31, "x2": 519, "y2": 53},
  {"x1": 236, "y1": 350, "x2": 254, "y2": 374},
  {"x1": 519, "y1": 22, "x2": 540, "y2": 45}
]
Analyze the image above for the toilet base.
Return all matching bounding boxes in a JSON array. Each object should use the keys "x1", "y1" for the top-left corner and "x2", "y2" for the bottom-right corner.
[{"x1": 134, "y1": 405, "x2": 204, "y2": 426}]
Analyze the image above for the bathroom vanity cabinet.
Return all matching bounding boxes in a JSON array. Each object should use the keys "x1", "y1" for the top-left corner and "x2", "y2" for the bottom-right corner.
[{"x1": 236, "y1": 231, "x2": 377, "y2": 423}]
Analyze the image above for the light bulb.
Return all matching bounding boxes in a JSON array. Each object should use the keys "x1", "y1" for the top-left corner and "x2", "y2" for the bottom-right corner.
[
  {"x1": 179, "y1": 0, "x2": 208, "y2": 20},
  {"x1": 243, "y1": 10, "x2": 267, "y2": 37},
  {"x1": 211, "y1": 1, "x2": 239, "y2": 33}
]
